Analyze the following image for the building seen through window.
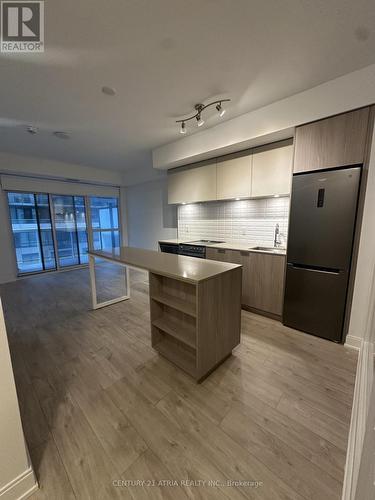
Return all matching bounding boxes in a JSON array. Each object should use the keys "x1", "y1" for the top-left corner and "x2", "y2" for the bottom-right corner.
[{"x1": 7, "y1": 192, "x2": 120, "y2": 275}]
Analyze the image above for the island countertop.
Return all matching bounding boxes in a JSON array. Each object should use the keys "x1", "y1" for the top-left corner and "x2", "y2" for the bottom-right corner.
[{"x1": 89, "y1": 246, "x2": 242, "y2": 284}]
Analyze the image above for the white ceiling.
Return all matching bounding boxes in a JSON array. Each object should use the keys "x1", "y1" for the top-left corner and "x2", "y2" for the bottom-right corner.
[{"x1": 0, "y1": 0, "x2": 375, "y2": 172}]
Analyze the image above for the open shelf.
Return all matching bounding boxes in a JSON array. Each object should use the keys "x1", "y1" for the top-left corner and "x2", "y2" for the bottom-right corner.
[
  {"x1": 152, "y1": 316, "x2": 196, "y2": 350},
  {"x1": 151, "y1": 292, "x2": 196, "y2": 317},
  {"x1": 154, "y1": 334, "x2": 196, "y2": 377},
  {"x1": 149, "y1": 266, "x2": 241, "y2": 382}
]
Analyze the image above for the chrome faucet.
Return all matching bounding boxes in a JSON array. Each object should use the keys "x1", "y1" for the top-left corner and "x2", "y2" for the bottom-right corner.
[{"x1": 274, "y1": 223, "x2": 281, "y2": 247}]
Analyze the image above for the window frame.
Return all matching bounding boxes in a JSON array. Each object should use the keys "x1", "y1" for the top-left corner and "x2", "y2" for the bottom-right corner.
[
  {"x1": 87, "y1": 196, "x2": 121, "y2": 253},
  {"x1": 7, "y1": 190, "x2": 55, "y2": 275},
  {"x1": 6, "y1": 190, "x2": 122, "y2": 277}
]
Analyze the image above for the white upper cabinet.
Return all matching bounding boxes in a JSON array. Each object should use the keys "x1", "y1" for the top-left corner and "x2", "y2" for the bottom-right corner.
[
  {"x1": 251, "y1": 143, "x2": 293, "y2": 198},
  {"x1": 168, "y1": 162, "x2": 217, "y2": 204},
  {"x1": 216, "y1": 155, "x2": 252, "y2": 200},
  {"x1": 167, "y1": 140, "x2": 294, "y2": 204}
]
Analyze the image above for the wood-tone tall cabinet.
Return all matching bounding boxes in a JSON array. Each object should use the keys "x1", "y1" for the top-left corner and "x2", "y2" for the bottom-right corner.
[{"x1": 294, "y1": 107, "x2": 370, "y2": 173}]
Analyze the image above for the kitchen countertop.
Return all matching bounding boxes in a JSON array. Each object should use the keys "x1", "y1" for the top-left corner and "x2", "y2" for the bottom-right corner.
[
  {"x1": 89, "y1": 246, "x2": 242, "y2": 284},
  {"x1": 158, "y1": 239, "x2": 286, "y2": 256}
]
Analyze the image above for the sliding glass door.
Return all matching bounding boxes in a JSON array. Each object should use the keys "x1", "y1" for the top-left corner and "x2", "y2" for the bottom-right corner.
[
  {"x1": 90, "y1": 197, "x2": 120, "y2": 251},
  {"x1": 51, "y1": 195, "x2": 88, "y2": 267},
  {"x1": 75, "y1": 196, "x2": 89, "y2": 264},
  {"x1": 7, "y1": 191, "x2": 120, "y2": 275},
  {"x1": 7, "y1": 192, "x2": 56, "y2": 273},
  {"x1": 36, "y1": 194, "x2": 56, "y2": 270}
]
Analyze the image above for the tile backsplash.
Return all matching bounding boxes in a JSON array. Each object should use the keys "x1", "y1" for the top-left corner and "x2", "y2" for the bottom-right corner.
[{"x1": 178, "y1": 197, "x2": 290, "y2": 247}]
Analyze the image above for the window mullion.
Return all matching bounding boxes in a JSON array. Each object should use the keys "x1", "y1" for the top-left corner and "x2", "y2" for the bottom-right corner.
[
  {"x1": 71, "y1": 196, "x2": 81, "y2": 265},
  {"x1": 86, "y1": 196, "x2": 94, "y2": 251},
  {"x1": 49, "y1": 194, "x2": 60, "y2": 270},
  {"x1": 33, "y1": 193, "x2": 46, "y2": 271}
]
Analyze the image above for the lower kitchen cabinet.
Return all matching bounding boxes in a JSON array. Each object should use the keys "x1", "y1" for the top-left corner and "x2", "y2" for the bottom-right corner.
[
  {"x1": 242, "y1": 251, "x2": 286, "y2": 317},
  {"x1": 206, "y1": 248, "x2": 286, "y2": 317},
  {"x1": 206, "y1": 248, "x2": 241, "y2": 264}
]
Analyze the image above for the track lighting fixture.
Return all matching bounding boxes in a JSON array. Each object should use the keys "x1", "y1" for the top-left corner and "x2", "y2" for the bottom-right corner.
[
  {"x1": 180, "y1": 121, "x2": 186, "y2": 134},
  {"x1": 196, "y1": 114, "x2": 205, "y2": 127},
  {"x1": 176, "y1": 99, "x2": 230, "y2": 134},
  {"x1": 216, "y1": 102, "x2": 226, "y2": 117}
]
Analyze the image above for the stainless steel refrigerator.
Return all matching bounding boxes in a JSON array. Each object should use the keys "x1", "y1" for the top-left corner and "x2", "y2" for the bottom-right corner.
[{"x1": 283, "y1": 166, "x2": 361, "y2": 342}]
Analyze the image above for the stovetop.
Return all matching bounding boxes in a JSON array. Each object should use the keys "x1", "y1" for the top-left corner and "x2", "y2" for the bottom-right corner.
[{"x1": 183, "y1": 240, "x2": 225, "y2": 246}]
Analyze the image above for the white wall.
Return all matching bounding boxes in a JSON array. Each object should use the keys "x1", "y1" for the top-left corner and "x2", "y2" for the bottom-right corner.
[
  {"x1": 0, "y1": 188, "x2": 17, "y2": 284},
  {"x1": 122, "y1": 163, "x2": 169, "y2": 186},
  {"x1": 0, "y1": 152, "x2": 123, "y2": 186},
  {"x1": 153, "y1": 63, "x2": 375, "y2": 169},
  {"x1": 126, "y1": 178, "x2": 177, "y2": 250},
  {"x1": 0, "y1": 299, "x2": 37, "y2": 498},
  {"x1": 347, "y1": 126, "x2": 375, "y2": 344}
]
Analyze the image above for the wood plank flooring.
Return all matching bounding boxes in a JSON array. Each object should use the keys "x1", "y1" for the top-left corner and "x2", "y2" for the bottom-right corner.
[{"x1": 0, "y1": 267, "x2": 358, "y2": 499}]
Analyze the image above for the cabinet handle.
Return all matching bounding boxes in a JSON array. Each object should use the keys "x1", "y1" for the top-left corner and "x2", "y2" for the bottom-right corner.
[
  {"x1": 240, "y1": 251, "x2": 249, "y2": 256},
  {"x1": 218, "y1": 249, "x2": 226, "y2": 254}
]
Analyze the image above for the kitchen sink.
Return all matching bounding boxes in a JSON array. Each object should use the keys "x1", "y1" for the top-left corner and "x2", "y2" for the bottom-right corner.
[{"x1": 250, "y1": 246, "x2": 286, "y2": 253}]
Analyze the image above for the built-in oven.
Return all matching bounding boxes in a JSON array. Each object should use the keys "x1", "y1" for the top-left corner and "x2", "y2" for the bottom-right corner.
[
  {"x1": 178, "y1": 244, "x2": 206, "y2": 259},
  {"x1": 160, "y1": 240, "x2": 224, "y2": 259},
  {"x1": 159, "y1": 242, "x2": 179, "y2": 254}
]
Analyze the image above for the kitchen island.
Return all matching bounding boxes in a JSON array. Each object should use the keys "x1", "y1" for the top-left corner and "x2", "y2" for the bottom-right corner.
[{"x1": 89, "y1": 247, "x2": 242, "y2": 381}]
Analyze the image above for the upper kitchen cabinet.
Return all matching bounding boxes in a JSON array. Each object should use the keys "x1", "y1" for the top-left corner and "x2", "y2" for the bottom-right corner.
[
  {"x1": 168, "y1": 140, "x2": 295, "y2": 204},
  {"x1": 168, "y1": 162, "x2": 217, "y2": 204},
  {"x1": 216, "y1": 154, "x2": 252, "y2": 200},
  {"x1": 251, "y1": 141, "x2": 293, "y2": 197},
  {"x1": 294, "y1": 107, "x2": 370, "y2": 173}
]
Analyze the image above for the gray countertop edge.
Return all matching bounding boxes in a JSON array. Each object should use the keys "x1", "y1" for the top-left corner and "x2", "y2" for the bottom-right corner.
[
  {"x1": 158, "y1": 239, "x2": 286, "y2": 256},
  {"x1": 88, "y1": 248, "x2": 242, "y2": 285}
]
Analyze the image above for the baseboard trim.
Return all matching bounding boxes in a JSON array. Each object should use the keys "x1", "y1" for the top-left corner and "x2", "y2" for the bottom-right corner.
[
  {"x1": 241, "y1": 305, "x2": 282, "y2": 321},
  {"x1": 342, "y1": 340, "x2": 374, "y2": 500},
  {"x1": 345, "y1": 335, "x2": 362, "y2": 350},
  {"x1": 0, "y1": 467, "x2": 38, "y2": 500}
]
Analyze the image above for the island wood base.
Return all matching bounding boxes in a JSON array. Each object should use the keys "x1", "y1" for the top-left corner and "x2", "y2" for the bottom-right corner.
[
  {"x1": 149, "y1": 267, "x2": 242, "y2": 381},
  {"x1": 89, "y1": 247, "x2": 243, "y2": 382}
]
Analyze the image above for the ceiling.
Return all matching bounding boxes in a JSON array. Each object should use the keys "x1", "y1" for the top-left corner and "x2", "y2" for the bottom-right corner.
[{"x1": 0, "y1": 0, "x2": 375, "y2": 172}]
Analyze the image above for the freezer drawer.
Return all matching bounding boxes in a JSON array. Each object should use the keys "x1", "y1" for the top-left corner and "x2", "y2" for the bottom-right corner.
[{"x1": 283, "y1": 265, "x2": 349, "y2": 342}]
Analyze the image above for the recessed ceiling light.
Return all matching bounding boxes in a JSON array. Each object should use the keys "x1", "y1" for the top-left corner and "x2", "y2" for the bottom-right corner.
[
  {"x1": 27, "y1": 126, "x2": 38, "y2": 135},
  {"x1": 102, "y1": 86, "x2": 116, "y2": 96},
  {"x1": 53, "y1": 131, "x2": 70, "y2": 140}
]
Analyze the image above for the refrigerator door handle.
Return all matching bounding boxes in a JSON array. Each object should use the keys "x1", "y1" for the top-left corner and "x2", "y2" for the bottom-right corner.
[{"x1": 287, "y1": 263, "x2": 341, "y2": 275}]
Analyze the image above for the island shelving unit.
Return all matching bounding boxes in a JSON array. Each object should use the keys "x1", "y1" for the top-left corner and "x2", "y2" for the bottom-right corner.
[{"x1": 89, "y1": 246, "x2": 242, "y2": 381}]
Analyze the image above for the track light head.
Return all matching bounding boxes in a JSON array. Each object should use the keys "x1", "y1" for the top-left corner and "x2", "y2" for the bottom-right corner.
[
  {"x1": 180, "y1": 121, "x2": 186, "y2": 134},
  {"x1": 216, "y1": 102, "x2": 226, "y2": 117},
  {"x1": 196, "y1": 114, "x2": 205, "y2": 127}
]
